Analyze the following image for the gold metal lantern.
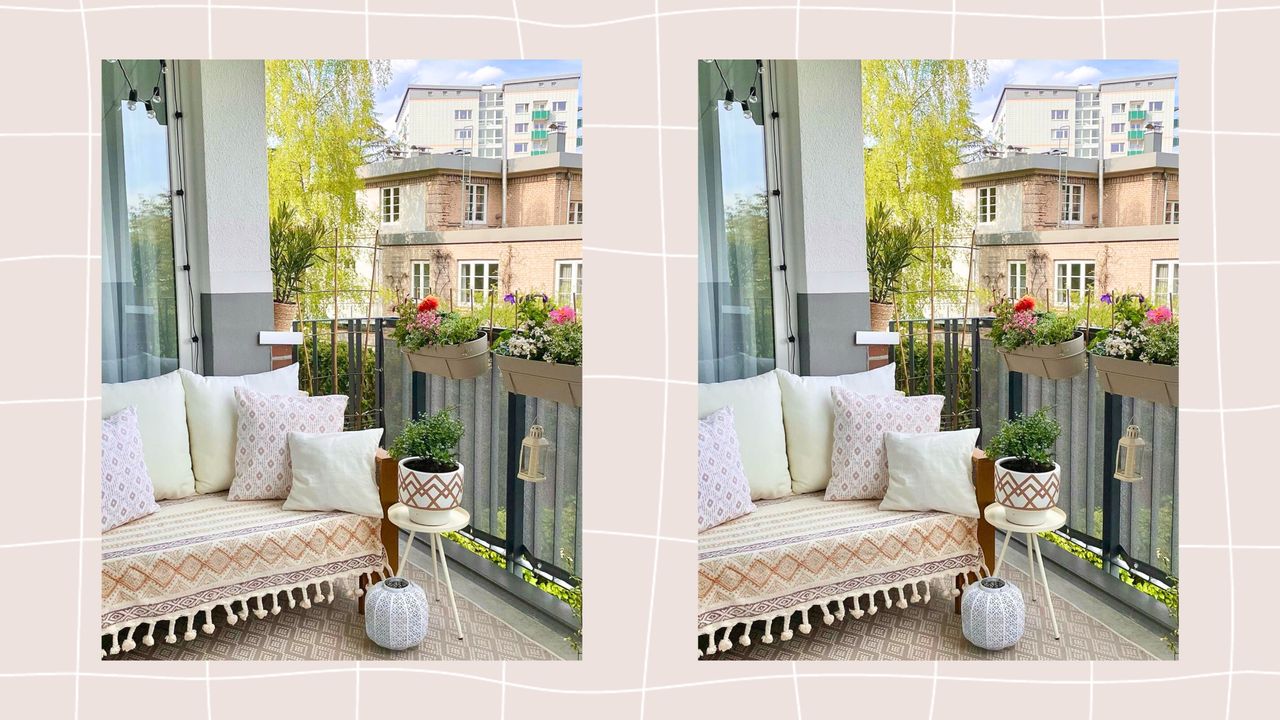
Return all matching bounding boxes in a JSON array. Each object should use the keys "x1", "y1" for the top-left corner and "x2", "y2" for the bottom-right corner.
[
  {"x1": 518, "y1": 424, "x2": 551, "y2": 482},
  {"x1": 1114, "y1": 424, "x2": 1147, "y2": 482}
]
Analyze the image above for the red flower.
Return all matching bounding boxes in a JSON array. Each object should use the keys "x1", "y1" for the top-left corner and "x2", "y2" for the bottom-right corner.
[
  {"x1": 417, "y1": 296, "x2": 440, "y2": 313},
  {"x1": 1014, "y1": 295, "x2": 1036, "y2": 313}
]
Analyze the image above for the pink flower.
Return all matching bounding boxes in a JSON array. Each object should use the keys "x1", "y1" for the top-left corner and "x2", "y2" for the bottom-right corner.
[
  {"x1": 412, "y1": 311, "x2": 441, "y2": 332},
  {"x1": 1146, "y1": 306, "x2": 1173, "y2": 324},
  {"x1": 1010, "y1": 309, "x2": 1037, "y2": 332},
  {"x1": 549, "y1": 306, "x2": 577, "y2": 325}
]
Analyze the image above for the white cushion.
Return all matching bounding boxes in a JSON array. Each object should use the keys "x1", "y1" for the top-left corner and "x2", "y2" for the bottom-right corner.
[
  {"x1": 697, "y1": 372, "x2": 790, "y2": 500},
  {"x1": 283, "y1": 429, "x2": 385, "y2": 518},
  {"x1": 776, "y1": 364, "x2": 897, "y2": 493},
  {"x1": 101, "y1": 371, "x2": 195, "y2": 500},
  {"x1": 229, "y1": 388, "x2": 348, "y2": 500},
  {"x1": 697, "y1": 407, "x2": 756, "y2": 532},
  {"x1": 100, "y1": 407, "x2": 161, "y2": 531},
  {"x1": 180, "y1": 364, "x2": 300, "y2": 494},
  {"x1": 880, "y1": 429, "x2": 982, "y2": 518}
]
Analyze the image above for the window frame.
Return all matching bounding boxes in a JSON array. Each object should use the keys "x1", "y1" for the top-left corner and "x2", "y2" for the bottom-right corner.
[
  {"x1": 1164, "y1": 200, "x2": 1180, "y2": 224},
  {"x1": 465, "y1": 183, "x2": 487, "y2": 224},
  {"x1": 513, "y1": 142, "x2": 528, "y2": 153},
  {"x1": 514, "y1": 122, "x2": 529, "y2": 133},
  {"x1": 977, "y1": 186, "x2": 997, "y2": 224},
  {"x1": 1060, "y1": 183, "x2": 1084, "y2": 224},
  {"x1": 552, "y1": 100, "x2": 568, "y2": 112},
  {"x1": 1150, "y1": 101, "x2": 1164, "y2": 112},
  {"x1": 380, "y1": 186, "x2": 400, "y2": 224},
  {"x1": 568, "y1": 200, "x2": 583, "y2": 224},
  {"x1": 410, "y1": 260, "x2": 431, "y2": 300},
  {"x1": 1151, "y1": 260, "x2": 1179, "y2": 308},
  {"x1": 555, "y1": 259, "x2": 583, "y2": 305},
  {"x1": 454, "y1": 109, "x2": 472, "y2": 121},
  {"x1": 515, "y1": 103, "x2": 529, "y2": 114},
  {"x1": 1111, "y1": 102, "x2": 1125, "y2": 114},
  {"x1": 1050, "y1": 109, "x2": 1069, "y2": 121},
  {"x1": 457, "y1": 260, "x2": 500, "y2": 306},
  {"x1": 1054, "y1": 260, "x2": 1096, "y2": 306},
  {"x1": 454, "y1": 127, "x2": 472, "y2": 141},
  {"x1": 1008, "y1": 260, "x2": 1028, "y2": 300}
]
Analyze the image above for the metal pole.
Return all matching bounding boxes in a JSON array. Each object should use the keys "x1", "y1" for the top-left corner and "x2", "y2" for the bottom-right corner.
[
  {"x1": 1101, "y1": 391, "x2": 1123, "y2": 576},
  {"x1": 1008, "y1": 371, "x2": 1023, "y2": 422},
  {"x1": 928, "y1": 230, "x2": 936, "y2": 395},
  {"x1": 505, "y1": 392, "x2": 527, "y2": 576}
]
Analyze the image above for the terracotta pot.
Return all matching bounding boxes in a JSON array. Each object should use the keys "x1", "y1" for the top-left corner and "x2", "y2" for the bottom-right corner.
[
  {"x1": 869, "y1": 302, "x2": 894, "y2": 333},
  {"x1": 1094, "y1": 355, "x2": 1178, "y2": 406},
  {"x1": 495, "y1": 354, "x2": 583, "y2": 407},
  {"x1": 993, "y1": 458, "x2": 1061, "y2": 526},
  {"x1": 997, "y1": 331, "x2": 1087, "y2": 380},
  {"x1": 396, "y1": 458, "x2": 464, "y2": 526},
  {"x1": 273, "y1": 301, "x2": 298, "y2": 332},
  {"x1": 402, "y1": 334, "x2": 490, "y2": 380}
]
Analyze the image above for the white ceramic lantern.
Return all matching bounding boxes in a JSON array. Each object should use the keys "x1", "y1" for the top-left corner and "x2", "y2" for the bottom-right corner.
[
  {"x1": 1114, "y1": 424, "x2": 1146, "y2": 483},
  {"x1": 961, "y1": 577, "x2": 1026, "y2": 651},
  {"x1": 517, "y1": 424, "x2": 551, "y2": 483},
  {"x1": 364, "y1": 577, "x2": 429, "y2": 651}
]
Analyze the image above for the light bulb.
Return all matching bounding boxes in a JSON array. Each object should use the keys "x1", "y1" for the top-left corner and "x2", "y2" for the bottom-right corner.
[
  {"x1": 742, "y1": 105, "x2": 752, "y2": 120},
  {"x1": 145, "y1": 101, "x2": 155, "y2": 120},
  {"x1": 722, "y1": 88, "x2": 735, "y2": 110},
  {"x1": 159, "y1": 60, "x2": 167, "y2": 74},
  {"x1": 127, "y1": 89, "x2": 138, "y2": 111},
  {"x1": 107, "y1": 59, "x2": 118, "y2": 64},
  {"x1": 702, "y1": 59, "x2": 715, "y2": 64},
  {"x1": 748, "y1": 86, "x2": 759, "y2": 104},
  {"x1": 151, "y1": 86, "x2": 161, "y2": 103}
]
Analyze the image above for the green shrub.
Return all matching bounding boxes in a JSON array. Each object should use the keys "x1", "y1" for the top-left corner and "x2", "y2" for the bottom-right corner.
[
  {"x1": 389, "y1": 407, "x2": 464, "y2": 471},
  {"x1": 986, "y1": 406, "x2": 1061, "y2": 472}
]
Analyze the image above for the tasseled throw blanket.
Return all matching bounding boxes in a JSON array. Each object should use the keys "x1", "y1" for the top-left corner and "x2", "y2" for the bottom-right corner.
[
  {"x1": 698, "y1": 493, "x2": 985, "y2": 654},
  {"x1": 101, "y1": 492, "x2": 388, "y2": 655}
]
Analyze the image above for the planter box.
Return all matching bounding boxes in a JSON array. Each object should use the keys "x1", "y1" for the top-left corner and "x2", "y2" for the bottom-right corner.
[
  {"x1": 495, "y1": 354, "x2": 583, "y2": 407},
  {"x1": 402, "y1": 335, "x2": 490, "y2": 380},
  {"x1": 1094, "y1": 355, "x2": 1178, "y2": 406},
  {"x1": 997, "y1": 331, "x2": 1087, "y2": 380},
  {"x1": 869, "y1": 302, "x2": 894, "y2": 333}
]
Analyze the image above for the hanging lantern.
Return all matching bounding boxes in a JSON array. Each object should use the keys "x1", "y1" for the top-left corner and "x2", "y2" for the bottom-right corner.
[
  {"x1": 1114, "y1": 424, "x2": 1146, "y2": 482},
  {"x1": 518, "y1": 424, "x2": 551, "y2": 482}
]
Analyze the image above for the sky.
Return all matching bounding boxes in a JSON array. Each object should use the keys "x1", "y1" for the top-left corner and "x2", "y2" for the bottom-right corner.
[
  {"x1": 972, "y1": 59, "x2": 1179, "y2": 134},
  {"x1": 375, "y1": 59, "x2": 583, "y2": 134}
]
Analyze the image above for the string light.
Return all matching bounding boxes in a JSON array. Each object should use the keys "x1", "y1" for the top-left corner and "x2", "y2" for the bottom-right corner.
[
  {"x1": 748, "y1": 86, "x2": 759, "y2": 104},
  {"x1": 740, "y1": 100, "x2": 751, "y2": 120},
  {"x1": 722, "y1": 88, "x2": 735, "y2": 111},
  {"x1": 144, "y1": 101, "x2": 156, "y2": 120},
  {"x1": 127, "y1": 89, "x2": 138, "y2": 111},
  {"x1": 151, "y1": 86, "x2": 162, "y2": 104}
]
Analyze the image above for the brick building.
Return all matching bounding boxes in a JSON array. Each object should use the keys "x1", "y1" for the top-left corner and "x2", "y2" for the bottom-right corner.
[
  {"x1": 357, "y1": 134, "x2": 583, "y2": 310},
  {"x1": 956, "y1": 133, "x2": 1178, "y2": 311}
]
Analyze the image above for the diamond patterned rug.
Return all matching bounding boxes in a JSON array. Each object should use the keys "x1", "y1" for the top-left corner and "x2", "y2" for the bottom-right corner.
[
  {"x1": 108, "y1": 559, "x2": 560, "y2": 661},
  {"x1": 705, "y1": 565, "x2": 1158, "y2": 661}
]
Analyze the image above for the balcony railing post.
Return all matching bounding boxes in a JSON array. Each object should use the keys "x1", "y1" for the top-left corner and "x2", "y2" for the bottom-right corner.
[
  {"x1": 375, "y1": 318, "x2": 386, "y2": 435},
  {"x1": 411, "y1": 370, "x2": 425, "y2": 420},
  {"x1": 1008, "y1": 370, "x2": 1024, "y2": 422},
  {"x1": 971, "y1": 318, "x2": 982, "y2": 431},
  {"x1": 1101, "y1": 391, "x2": 1124, "y2": 576},
  {"x1": 505, "y1": 392, "x2": 528, "y2": 576}
]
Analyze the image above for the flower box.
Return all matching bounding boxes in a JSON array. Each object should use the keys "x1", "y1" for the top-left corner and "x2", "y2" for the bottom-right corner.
[
  {"x1": 1094, "y1": 355, "x2": 1178, "y2": 406},
  {"x1": 401, "y1": 335, "x2": 490, "y2": 380},
  {"x1": 495, "y1": 354, "x2": 582, "y2": 407},
  {"x1": 997, "y1": 331, "x2": 1087, "y2": 380}
]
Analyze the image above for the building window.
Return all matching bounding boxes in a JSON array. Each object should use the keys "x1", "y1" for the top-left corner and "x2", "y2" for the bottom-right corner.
[
  {"x1": 458, "y1": 261, "x2": 499, "y2": 306},
  {"x1": 553, "y1": 101, "x2": 568, "y2": 112},
  {"x1": 465, "y1": 183, "x2": 487, "y2": 223},
  {"x1": 1051, "y1": 127, "x2": 1069, "y2": 140},
  {"x1": 514, "y1": 142, "x2": 528, "y2": 153},
  {"x1": 977, "y1": 186, "x2": 997, "y2": 223},
  {"x1": 568, "y1": 201, "x2": 583, "y2": 224},
  {"x1": 380, "y1": 186, "x2": 400, "y2": 223},
  {"x1": 1050, "y1": 109, "x2": 1068, "y2": 120},
  {"x1": 1110, "y1": 122, "x2": 1124, "y2": 133},
  {"x1": 1111, "y1": 103, "x2": 1125, "y2": 114},
  {"x1": 514, "y1": 122, "x2": 529, "y2": 133},
  {"x1": 454, "y1": 109, "x2": 472, "y2": 121},
  {"x1": 1110, "y1": 142, "x2": 1125, "y2": 153},
  {"x1": 1165, "y1": 200, "x2": 1180, "y2": 224},
  {"x1": 515, "y1": 103, "x2": 529, "y2": 114},
  {"x1": 411, "y1": 261, "x2": 430, "y2": 299},
  {"x1": 1152, "y1": 260, "x2": 1179, "y2": 307},
  {"x1": 556, "y1": 260, "x2": 583, "y2": 304},
  {"x1": 1150, "y1": 101, "x2": 1164, "y2": 112},
  {"x1": 1060, "y1": 183, "x2": 1083, "y2": 223},
  {"x1": 455, "y1": 127, "x2": 472, "y2": 140},
  {"x1": 1055, "y1": 261, "x2": 1096, "y2": 306},
  {"x1": 1008, "y1": 261, "x2": 1027, "y2": 300}
]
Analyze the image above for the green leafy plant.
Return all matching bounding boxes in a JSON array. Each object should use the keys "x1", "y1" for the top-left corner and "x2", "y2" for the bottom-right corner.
[
  {"x1": 390, "y1": 295, "x2": 484, "y2": 352},
  {"x1": 269, "y1": 200, "x2": 326, "y2": 305},
  {"x1": 986, "y1": 406, "x2": 1061, "y2": 473},
  {"x1": 866, "y1": 201, "x2": 923, "y2": 304},
  {"x1": 492, "y1": 292, "x2": 583, "y2": 365},
  {"x1": 389, "y1": 407, "x2": 465, "y2": 472},
  {"x1": 990, "y1": 295, "x2": 1080, "y2": 352},
  {"x1": 1090, "y1": 292, "x2": 1179, "y2": 366}
]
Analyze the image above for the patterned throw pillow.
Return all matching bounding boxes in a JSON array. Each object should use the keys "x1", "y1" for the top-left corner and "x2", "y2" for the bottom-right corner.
[
  {"x1": 698, "y1": 406, "x2": 757, "y2": 532},
  {"x1": 825, "y1": 389, "x2": 944, "y2": 501},
  {"x1": 228, "y1": 388, "x2": 348, "y2": 501},
  {"x1": 101, "y1": 407, "x2": 161, "y2": 532}
]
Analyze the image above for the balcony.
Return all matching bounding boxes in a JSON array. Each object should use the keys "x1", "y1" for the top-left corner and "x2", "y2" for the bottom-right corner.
[
  {"x1": 1129, "y1": 109, "x2": 1147, "y2": 121},
  {"x1": 1128, "y1": 129, "x2": 1146, "y2": 140},
  {"x1": 532, "y1": 109, "x2": 551, "y2": 121},
  {"x1": 531, "y1": 129, "x2": 549, "y2": 140}
]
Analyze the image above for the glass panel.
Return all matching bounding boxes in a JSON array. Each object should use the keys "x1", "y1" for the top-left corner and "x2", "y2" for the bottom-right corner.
[
  {"x1": 101, "y1": 60, "x2": 179, "y2": 383},
  {"x1": 698, "y1": 60, "x2": 774, "y2": 383}
]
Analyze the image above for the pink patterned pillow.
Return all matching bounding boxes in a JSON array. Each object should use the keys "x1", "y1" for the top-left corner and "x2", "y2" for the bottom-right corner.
[
  {"x1": 698, "y1": 406, "x2": 756, "y2": 532},
  {"x1": 228, "y1": 388, "x2": 347, "y2": 500},
  {"x1": 825, "y1": 389, "x2": 944, "y2": 501},
  {"x1": 101, "y1": 407, "x2": 160, "y2": 532}
]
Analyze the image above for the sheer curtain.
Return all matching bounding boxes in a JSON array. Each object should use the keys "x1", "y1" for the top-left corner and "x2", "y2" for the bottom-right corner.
[
  {"x1": 697, "y1": 60, "x2": 775, "y2": 384},
  {"x1": 101, "y1": 60, "x2": 180, "y2": 383}
]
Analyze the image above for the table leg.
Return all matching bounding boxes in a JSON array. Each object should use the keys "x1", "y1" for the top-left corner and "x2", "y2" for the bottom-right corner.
[
  {"x1": 1031, "y1": 535, "x2": 1061, "y2": 640},
  {"x1": 1024, "y1": 533, "x2": 1039, "y2": 603},
  {"x1": 993, "y1": 530, "x2": 1013, "y2": 577},
  {"x1": 429, "y1": 535, "x2": 442, "y2": 601},
  {"x1": 436, "y1": 536, "x2": 465, "y2": 640},
  {"x1": 397, "y1": 532, "x2": 415, "y2": 578}
]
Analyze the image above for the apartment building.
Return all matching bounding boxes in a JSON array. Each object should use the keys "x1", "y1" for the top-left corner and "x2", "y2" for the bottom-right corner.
[
  {"x1": 957, "y1": 133, "x2": 1179, "y2": 312},
  {"x1": 393, "y1": 74, "x2": 581, "y2": 159},
  {"x1": 991, "y1": 73, "x2": 1178, "y2": 159},
  {"x1": 357, "y1": 133, "x2": 583, "y2": 309}
]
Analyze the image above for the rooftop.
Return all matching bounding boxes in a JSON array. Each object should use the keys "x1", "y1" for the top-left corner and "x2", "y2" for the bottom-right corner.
[
  {"x1": 956, "y1": 149, "x2": 1179, "y2": 181},
  {"x1": 993, "y1": 72, "x2": 1178, "y2": 122},
  {"x1": 395, "y1": 73, "x2": 582, "y2": 123},
  {"x1": 357, "y1": 149, "x2": 583, "y2": 183}
]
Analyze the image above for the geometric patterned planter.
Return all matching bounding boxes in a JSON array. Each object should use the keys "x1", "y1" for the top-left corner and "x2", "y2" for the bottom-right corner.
[
  {"x1": 1094, "y1": 355, "x2": 1178, "y2": 406},
  {"x1": 397, "y1": 458, "x2": 464, "y2": 526},
  {"x1": 994, "y1": 458, "x2": 1061, "y2": 526}
]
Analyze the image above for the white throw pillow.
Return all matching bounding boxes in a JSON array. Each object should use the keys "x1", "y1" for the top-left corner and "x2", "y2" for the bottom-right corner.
[
  {"x1": 100, "y1": 407, "x2": 161, "y2": 532},
  {"x1": 776, "y1": 364, "x2": 897, "y2": 493},
  {"x1": 880, "y1": 429, "x2": 982, "y2": 518},
  {"x1": 101, "y1": 371, "x2": 195, "y2": 500},
  {"x1": 283, "y1": 429, "x2": 385, "y2": 518},
  {"x1": 697, "y1": 407, "x2": 756, "y2": 532},
  {"x1": 697, "y1": 372, "x2": 791, "y2": 500},
  {"x1": 180, "y1": 365, "x2": 300, "y2": 494}
]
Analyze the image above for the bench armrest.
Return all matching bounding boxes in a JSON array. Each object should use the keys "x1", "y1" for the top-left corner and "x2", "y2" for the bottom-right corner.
[
  {"x1": 374, "y1": 448, "x2": 400, "y2": 575},
  {"x1": 972, "y1": 448, "x2": 996, "y2": 575}
]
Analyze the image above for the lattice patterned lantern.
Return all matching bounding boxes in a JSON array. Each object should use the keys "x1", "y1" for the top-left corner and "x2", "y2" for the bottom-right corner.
[
  {"x1": 1114, "y1": 424, "x2": 1147, "y2": 483},
  {"x1": 518, "y1": 424, "x2": 551, "y2": 482}
]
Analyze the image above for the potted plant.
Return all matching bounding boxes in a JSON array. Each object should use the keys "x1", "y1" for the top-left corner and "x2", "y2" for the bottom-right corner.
[
  {"x1": 986, "y1": 407, "x2": 1062, "y2": 526},
  {"x1": 990, "y1": 295, "x2": 1086, "y2": 379},
  {"x1": 1090, "y1": 293, "x2": 1179, "y2": 405},
  {"x1": 390, "y1": 295, "x2": 489, "y2": 380},
  {"x1": 492, "y1": 292, "x2": 583, "y2": 406},
  {"x1": 866, "y1": 202, "x2": 922, "y2": 332},
  {"x1": 389, "y1": 408, "x2": 466, "y2": 526},
  {"x1": 269, "y1": 200, "x2": 325, "y2": 332}
]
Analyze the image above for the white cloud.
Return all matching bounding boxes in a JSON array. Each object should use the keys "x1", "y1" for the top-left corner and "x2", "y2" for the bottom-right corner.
[
  {"x1": 456, "y1": 65, "x2": 505, "y2": 85},
  {"x1": 1051, "y1": 65, "x2": 1102, "y2": 85},
  {"x1": 987, "y1": 59, "x2": 1016, "y2": 76}
]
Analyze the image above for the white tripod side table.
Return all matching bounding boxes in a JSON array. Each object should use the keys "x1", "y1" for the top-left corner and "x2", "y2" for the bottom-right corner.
[
  {"x1": 387, "y1": 503, "x2": 469, "y2": 641},
  {"x1": 983, "y1": 504, "x2": 1068, "y2": 640}
]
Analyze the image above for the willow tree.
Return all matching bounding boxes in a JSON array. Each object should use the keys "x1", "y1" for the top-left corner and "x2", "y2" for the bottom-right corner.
[
  {"x1": 266, "y1": 60, "x2": 390, "y2": 319},
  {"x1": 862, "y1": 60, "x2": 987, "y2": 317}
]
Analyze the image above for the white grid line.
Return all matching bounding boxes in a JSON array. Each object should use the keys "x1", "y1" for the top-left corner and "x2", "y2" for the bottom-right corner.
[{"x1": 74, "y1": 2, "x2": 91, "y2": 718}]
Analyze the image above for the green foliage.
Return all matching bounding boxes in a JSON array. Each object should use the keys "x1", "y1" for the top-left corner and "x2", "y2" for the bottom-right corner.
[
  {"x1": 722, "y1": 192, "x2": 775, "y2": 359},
  {"x1": 389, "y1": 407, "x2": 465, "y2": 468},
  {"x1": 545, "y1": 321, "x2": 583, "y2": 365},
  {"x1": 894, "y1": 334, "x2": 974, "y2": 427},
  {"x1": 990, "y1": 296, "x2": 1080, "y2": 352},
  {"x1": 295, "y1": 333, "x2": 375, "y2": 425},
  {"x1": 492, "y1": 292, "x2": 583, "y2": 365},
  {"x1": 986, "y1": 407, "x2": 1061, "y2": 470},
  {"x1": 866, "y1": 201, "x2": 923, "y2": 304},
  {"x1": 126, "y1": 193, "x2": 179, "y2": 360},
  {"x1": 269, "y1": 200, "x2": 327, "y2": 304},
  {"x1": 389, "y1": 297, "x2": 483, "y2": 352},
  {"x1": 1090, "y1": 293, "x2": 1179, "y2": 366}
]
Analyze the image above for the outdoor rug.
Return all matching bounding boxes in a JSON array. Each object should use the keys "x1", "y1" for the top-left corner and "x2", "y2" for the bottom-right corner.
[
  {"x1": 108, "y1": 559, "x2": 560, "y2": 662},
  {"x1": 704, "y1": 564, "x2": 1158, "y2": 661}
]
